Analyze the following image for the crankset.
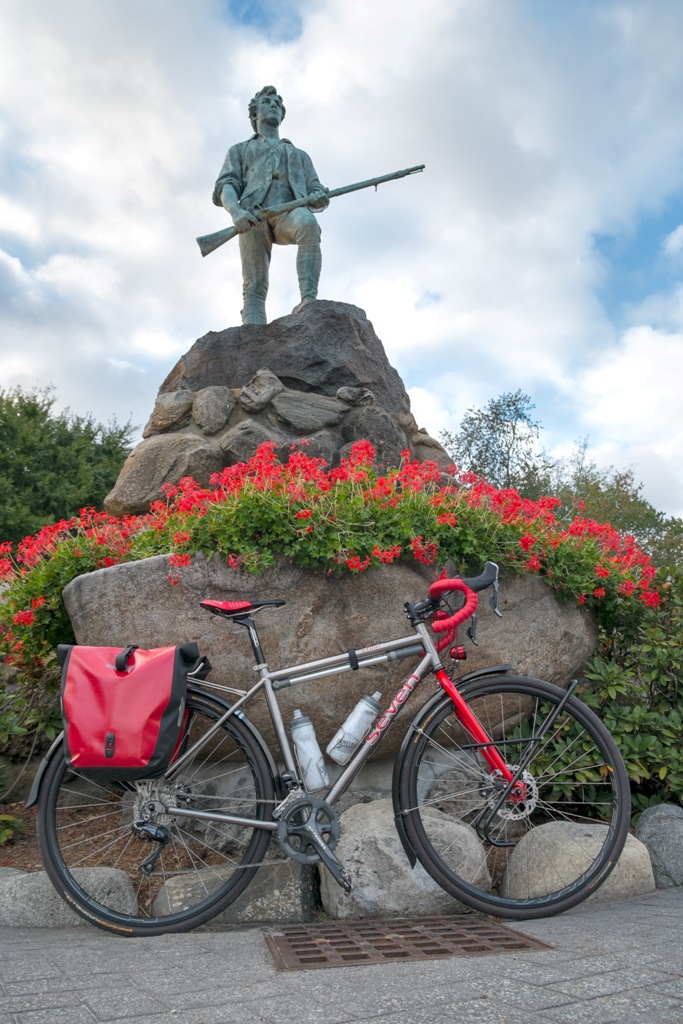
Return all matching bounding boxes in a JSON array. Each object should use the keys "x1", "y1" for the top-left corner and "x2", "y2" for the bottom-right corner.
[{"x1": 277, "y1": 795, "x2": 351, "y2": 893}]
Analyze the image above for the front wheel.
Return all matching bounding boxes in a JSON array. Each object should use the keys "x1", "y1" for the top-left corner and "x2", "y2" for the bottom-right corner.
[
  {"x1": 36, "y1": 686, "x2": 276, "y2": 935},
  {"x1": 395, "y1": 675, "x2": 630, "y2": 919}
]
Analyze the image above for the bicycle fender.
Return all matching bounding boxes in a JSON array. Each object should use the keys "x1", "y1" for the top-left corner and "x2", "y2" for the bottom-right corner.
[
  {"x1": 26, "y1": 732, "x2": 65, "y2": 807},
  {"x1": 456, "y1": 664, "x2": 514, "y2": 685}
]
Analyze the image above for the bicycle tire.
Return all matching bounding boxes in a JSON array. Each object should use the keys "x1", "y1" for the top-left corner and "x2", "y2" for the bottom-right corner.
[
  {"x1": 36, "y1": 686, "x2": 275, "y2": 936},
  {"x1": 395, "y1": 675, "x2": 630, "y2": 919}
]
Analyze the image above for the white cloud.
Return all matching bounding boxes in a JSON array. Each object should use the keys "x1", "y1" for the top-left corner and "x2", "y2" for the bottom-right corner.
[
  {"x1": 664, "y1": 225, "x2": 683, "y2": 258},
  {"x1": 576, "y1": 324, "x2": 683, "y2": 515},
  {"x1": 580, "y1": 325, "x2": 683, "y2": 445},
  {"x1": 1, "y1": 0, "x2": 683, "y2": 515}
]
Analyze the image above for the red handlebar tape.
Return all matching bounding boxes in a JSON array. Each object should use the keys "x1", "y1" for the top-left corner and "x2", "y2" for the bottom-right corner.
[{"x1": 427, "y1": 578, "x2": 479, "y2": 651}]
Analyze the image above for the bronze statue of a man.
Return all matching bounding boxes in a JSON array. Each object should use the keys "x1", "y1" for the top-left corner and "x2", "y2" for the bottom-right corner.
[{"x1": 213, "y1": 86, "x2": 329, "y2": 325}]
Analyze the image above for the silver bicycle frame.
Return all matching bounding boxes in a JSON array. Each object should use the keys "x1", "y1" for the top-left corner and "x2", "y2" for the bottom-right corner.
[{"x1": 164, "y1": 620, "x2": 442, "y2": 829}]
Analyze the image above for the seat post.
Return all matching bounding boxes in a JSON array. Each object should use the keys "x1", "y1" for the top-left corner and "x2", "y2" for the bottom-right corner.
[{"x1": 234, "y1": 616, "x2": 267, "y2": 666}]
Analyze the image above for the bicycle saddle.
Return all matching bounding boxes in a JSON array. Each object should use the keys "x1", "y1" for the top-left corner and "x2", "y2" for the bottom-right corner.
[{"x1": 200, "y1": 599, "x2": 286, "y2": 619}]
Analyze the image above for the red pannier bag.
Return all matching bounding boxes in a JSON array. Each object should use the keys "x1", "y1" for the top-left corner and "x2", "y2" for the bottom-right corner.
[{"x1": 58, "y1": 642, "x2": 208, "y2": 780}]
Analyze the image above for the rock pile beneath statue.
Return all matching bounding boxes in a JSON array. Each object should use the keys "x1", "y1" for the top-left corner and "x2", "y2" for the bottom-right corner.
[{"x1": 105, "y1": 301, "x2": 451, "y2": 516}]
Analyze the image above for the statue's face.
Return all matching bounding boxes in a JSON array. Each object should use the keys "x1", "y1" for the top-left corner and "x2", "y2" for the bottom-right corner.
[{"x1": 255, "y1": 92, "x2": 283, "y2": 127}]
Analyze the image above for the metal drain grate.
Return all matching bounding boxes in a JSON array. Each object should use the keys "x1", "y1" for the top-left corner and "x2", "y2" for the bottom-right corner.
[{"x1": 264, "y1": 915, "x2": 552, "y2": 971}]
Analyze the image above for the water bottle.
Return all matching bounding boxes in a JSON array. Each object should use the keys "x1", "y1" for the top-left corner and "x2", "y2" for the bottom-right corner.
[
  {"x1": 290, "y1": 710, "x2": 329, "y2": 791},
  {"x1": 326, "y1": 692, "x2": 382, "y2": 765}
]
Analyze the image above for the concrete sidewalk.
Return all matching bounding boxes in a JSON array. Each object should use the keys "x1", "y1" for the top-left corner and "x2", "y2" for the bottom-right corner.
[{"x1": 1, "y1": 888, "x2": 682, "y2": 1024}]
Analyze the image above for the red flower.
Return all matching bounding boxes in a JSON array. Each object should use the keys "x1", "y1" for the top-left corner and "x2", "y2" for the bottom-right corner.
[
  {"x1": 410, "y1": 536, "x2": 438, "y2": 565},
  {"x1": 372, "y1": 544, "x2": 402, "y2": 564},
  {"x1": 525, "y1": 555, "x2": 542, "y2": 572},
  {"x1": 592, "y1": 587, "x2": 606, "y2": 599},
  {"x1": 13, "y1": 610, "x2": 35, "y2": 626},
  {"x1": 519, "y1": 534, "x2": 535, "y2": 552},
  {"x1": 169, "y1": 553, "x2": 191, "y2": 568},
  {"x1": 295, "y1": 509, "x2": 314, "y2": 520},
  {"x1": 348, "y1": 440, "x2": 376, "y2": 467}
]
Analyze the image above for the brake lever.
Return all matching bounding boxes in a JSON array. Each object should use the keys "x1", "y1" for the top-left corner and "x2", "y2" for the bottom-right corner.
[
  {"x1": 489, "y1": 579, "x2": 503, "y2": 618},
  {"x1": 466, "y1": 612, "x2": 478, "y2": 646}
]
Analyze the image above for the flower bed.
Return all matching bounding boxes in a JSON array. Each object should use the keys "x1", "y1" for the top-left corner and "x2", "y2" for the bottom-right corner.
[{"x1": 0, "y1": 440, "x2": 658, "y2": 672}]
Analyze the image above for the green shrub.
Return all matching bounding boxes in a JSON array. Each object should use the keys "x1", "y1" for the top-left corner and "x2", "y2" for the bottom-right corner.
[
  {"x1": 0, "y1": 814, "x2": 22, "y2": 846},
  {"x1": 579, "y1": 565, "x2": 683, "y2": 810}
]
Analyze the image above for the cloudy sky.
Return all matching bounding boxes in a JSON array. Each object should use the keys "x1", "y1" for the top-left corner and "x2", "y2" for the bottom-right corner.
[{"x1": 2, "y1": 0, "x2": 683, "y2": 516}]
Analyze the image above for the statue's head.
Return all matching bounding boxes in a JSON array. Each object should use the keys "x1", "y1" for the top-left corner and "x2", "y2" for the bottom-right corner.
[{"x1": 249, "y1": 86, "x2": 286, "y2": 131}]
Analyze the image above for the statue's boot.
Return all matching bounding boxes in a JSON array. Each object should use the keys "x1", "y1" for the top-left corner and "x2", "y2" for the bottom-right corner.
[
  {"x1": 295, "y1": 243, "x2": 322, "y2": 309},
  {"x1": 241, "y1": 298, "x2": 267, "y2": 325}
]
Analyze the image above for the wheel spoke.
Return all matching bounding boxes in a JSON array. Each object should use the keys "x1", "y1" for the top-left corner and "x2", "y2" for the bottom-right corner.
[
  {"x1": 37, "y1": 688, "x2": 274, "y2": 935},
  {"x1": 397, "y1": 676, "x2": 630, "y2": 919}
]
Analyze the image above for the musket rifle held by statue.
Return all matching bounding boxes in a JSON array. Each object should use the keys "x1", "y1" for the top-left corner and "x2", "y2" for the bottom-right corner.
[{"x1": 196, "y1": 164, "x2": 425, "y2": 257}]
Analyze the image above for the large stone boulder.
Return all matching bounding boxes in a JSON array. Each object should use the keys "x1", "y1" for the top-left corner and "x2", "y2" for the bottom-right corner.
[
  {"x1": 62, "y1": 555, "x2": 597, "y2": 757},
  {"x1": 635, "y1": 804, "x2": 683, "y2": 888},
  {"x1": 105, "y1": 301, "x2": 451, "y2": 516},
  {"x1": 502, "y1": 822, "x2": 655, "y2": 903},
  {"x1": 160, "y1": 300, "x2": 409, "y2": 412},
  {"x1": 105, "y1": 435, "x2": 225, "y2": 517},
  {"x1": 318, "y1": 799, "x2": 483, "y2": 918},
  {"x1": 0, "y1": 869, "x2": 136, "y2": 927}
]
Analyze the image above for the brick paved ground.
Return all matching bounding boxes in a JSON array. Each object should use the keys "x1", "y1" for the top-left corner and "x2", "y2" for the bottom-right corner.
[{"x1": 1, "y1": 888, "x2": 682, "y2": 1024}]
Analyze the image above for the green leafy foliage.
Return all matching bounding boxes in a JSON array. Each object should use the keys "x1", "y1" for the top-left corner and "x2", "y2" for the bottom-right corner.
[
  {"x1": 578, "y1": 564, "x2": 683, "y2": 809},
  {"x1": 0, "y1": 386, "x2": 134, "y2": 545},
  {"x1": 0, "y1": 814, "x2": 22, "y2": 846}
]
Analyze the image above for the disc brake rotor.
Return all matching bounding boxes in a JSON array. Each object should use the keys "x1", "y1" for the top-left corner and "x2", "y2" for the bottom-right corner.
[{"x1": 483, "y1": 768, "x2": 539, "y2": 821}]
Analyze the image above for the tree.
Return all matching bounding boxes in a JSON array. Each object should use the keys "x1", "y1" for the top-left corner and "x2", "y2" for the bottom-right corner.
[
  {"x1": 551, "y1": 444, "x2": 683, "y2": 565},
  {"x1": 440, "y1": 392, "x2": 683, "y2": 566},
  {"x1": 0, "y1": 387, "x2": 134, "y2": 544},
  {"x1": 439, "y1": 390, "x2": 555, "y2": 493}
]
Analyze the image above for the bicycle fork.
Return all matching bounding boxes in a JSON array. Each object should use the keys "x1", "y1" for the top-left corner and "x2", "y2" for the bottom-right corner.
[{"x1": 436, "y1": 669, "x2": 580, "y2": 845}]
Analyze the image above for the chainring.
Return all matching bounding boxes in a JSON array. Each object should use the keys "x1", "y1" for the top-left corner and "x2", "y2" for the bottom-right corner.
[{"x1": 277, "y1": 795, "x2": 341, "y2": 865}]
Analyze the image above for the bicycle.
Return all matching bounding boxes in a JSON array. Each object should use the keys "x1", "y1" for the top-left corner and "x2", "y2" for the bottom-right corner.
[{"x1": 28, "y1": 560, "x2": 630, "y2": 936}]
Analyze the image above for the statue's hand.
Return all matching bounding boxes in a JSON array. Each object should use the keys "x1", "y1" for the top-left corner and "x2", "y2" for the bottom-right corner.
[
  {"x1": 232, "y1": 209, "x2": 260, "y2": 233},
  {"x1": 307, "y1": 188, "x2": 329, "y2": 212}
]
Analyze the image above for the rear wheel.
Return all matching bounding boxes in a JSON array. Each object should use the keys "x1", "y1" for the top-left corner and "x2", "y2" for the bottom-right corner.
[
  {"x1": 396, "y1": 675, "x2": 630, "y2": 919},
  {"x1": 37, "y1": 687, "x2": 275, "y2": 935}
]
